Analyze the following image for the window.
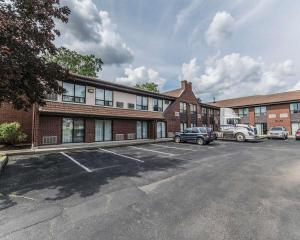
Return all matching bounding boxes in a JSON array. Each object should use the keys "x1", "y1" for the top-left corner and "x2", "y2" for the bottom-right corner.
[
  {"x1": 128, "y1": 103, "x2": 135, "y2": 109},
  {"x1": 238, "y1": 108, "x2": 249, "y2": 117},
  {"x1": 180, "y1": 102, "x2": 187, "y2": 113},
  {"x1": 45, "y1": 93, "x2": 57, "y2": 101},
  {"x1": 202, "y1": 107, "x2": 207, "y2": 115},
  {"x1": 136, "y1": 96, "x2": 148, "y2": 110},
  {"x1": 95, "y1": 120, "x2": 112, "y2": 141},
  {"x1": 290, "y1": 102, "x2": 300, "y2": 113},
  {"x1": 96, "y1": 88, "x2": 113, "y2": 106},
  {"x1": 153, "y1": 98, "x2": 163, "y2": 112},
  {"x1": 62, "y1": 82, "x2": 86, "y2": 103},
  {"x1": 255, "y1": 123, "x2": 267, "y2": 135},
  {"x1": 255, "y1": 106, "x2": 266, "y2": 116},
  {"x1": 207, "y1": 109, "x2": 213, "y2": 116},
  {"x1": 116, "y1": 102, "x2": 124, "y2": 108},
  {"x1": 62, "y1": 118, "x2": 85, "y2": 143},
  {"x1": 137, "y1": 121, "x2": 148, "y2": 139},
  {"x1": 190, "y1": 104, "x2": 197, "y2": 113},
  {"x1": 164, "y1": 100, "x2": 170, "y2": 104},
  {"x1": 180, "y1": 122, "x2": 187, "y2": 132},
  {"x1": 191, "y1": 123, "x2": 197, "y2": 128},
  {"x1": 156, "y1": 122, "x2": 166, "y2": 139}
]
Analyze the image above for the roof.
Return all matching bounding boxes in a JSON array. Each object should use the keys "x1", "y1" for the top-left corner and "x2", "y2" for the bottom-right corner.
[
  {"x1": 199, "y1": 102, "x2": 220, "y2": 109},
  {"x1": 162, "y1": 88, "x2": 183, "y2": 98},
  {"x1": 40, "y1": 101, "x2": 165, "y2": 120},
  {"x1": 69, "y1": 73, "x2": 175, "y2": 100},
  {"x1": 211, "y1": 90, "x2": 300, "y2": 108}
]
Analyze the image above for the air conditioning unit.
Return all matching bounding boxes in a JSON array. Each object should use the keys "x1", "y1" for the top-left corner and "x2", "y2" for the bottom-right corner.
[
  {"x1": 42, "y1": 136, "x2": 57, "y2": 145},
  {"x1": 115, "y1": 134, "x2": 124, "y2": 141},
  {"x1": 127, "y1": 133, "x2": 135, "y2": 140}
]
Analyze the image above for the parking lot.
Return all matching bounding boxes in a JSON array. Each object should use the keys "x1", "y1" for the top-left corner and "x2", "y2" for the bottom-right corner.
[{"x1": 1, "y1": 139, "x2": 300, "y2": 239}]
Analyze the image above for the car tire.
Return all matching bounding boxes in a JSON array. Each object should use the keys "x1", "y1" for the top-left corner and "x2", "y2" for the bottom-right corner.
[
  {"x1": 196, "y1": 137, "x2": 205, "y2": 145},
  {"x1": 236, "y1": 133, "x2": 246, "y2": 142},
  {"x1": 174, "y1": 136, "x2": 181, "y2": 143}
]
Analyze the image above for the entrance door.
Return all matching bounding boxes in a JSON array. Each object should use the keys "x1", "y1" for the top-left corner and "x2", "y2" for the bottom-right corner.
[
  {"x1": 156, "y1": 122, "x2": 166, "y2": 139},
  {"x1": 255, "y1": 123, "x2": 267, "y2": 135},
  {"x1": 292, "y1": 122, "x2": 300, "y2": 135},
  {"x1": 62, "y1": 118, "x2": 85, "y2": 143},
  {"x1": 137, "y1": 121, "x2": 148, "y2": 139},
  {"x1": 95, "y1": 120, "x2": 112, "y2": 141}
]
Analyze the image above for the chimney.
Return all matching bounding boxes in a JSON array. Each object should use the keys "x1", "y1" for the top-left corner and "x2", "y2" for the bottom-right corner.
[
  {"x1": 213, "y1": 97, "x2": 216, "y2": 103},
  {"x1": 181, "y1": 80, "x2": 192, "y2": 91}
]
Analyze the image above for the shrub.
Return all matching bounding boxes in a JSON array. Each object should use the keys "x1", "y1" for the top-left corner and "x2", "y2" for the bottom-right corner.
[{"x1": 0, "y1": 122, "x2": 27, "y2": 145}]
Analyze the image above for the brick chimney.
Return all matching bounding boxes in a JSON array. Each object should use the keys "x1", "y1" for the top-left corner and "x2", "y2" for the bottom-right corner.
[{"x1": 181, "y1": 80, "x2": 192, "y2": 91}]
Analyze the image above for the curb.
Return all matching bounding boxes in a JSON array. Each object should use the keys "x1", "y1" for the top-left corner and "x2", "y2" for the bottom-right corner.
[
  {"x1": 0, "y1": 138, "x2": 173, "y2": 157},
  {"x1": 0, "y1": 155, "x2": 8, "y2": 175}
]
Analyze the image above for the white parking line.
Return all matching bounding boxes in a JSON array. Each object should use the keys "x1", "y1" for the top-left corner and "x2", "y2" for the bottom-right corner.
[
  {"x1": 129, "y1": 146, "x2": 178, "y2": 156},
  {"x1": 99, "y1": 148, "x2": 144, "y2": 163},
  {"x1": 93, "y1": 164, "x2": 122, "y2": 172},
  {"x1": 60, "y1": 152, "x2": 93, "y2": 173},
  {"x1": 151, "y1": 144, "x2": 197, "y2": 151}
]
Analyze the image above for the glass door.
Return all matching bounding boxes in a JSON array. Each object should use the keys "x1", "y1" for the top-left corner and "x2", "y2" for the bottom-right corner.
[
  {"x1": 62, "y1": 118, "x2": 85, "y2": 143},
  {"x1": 62, "y1": 118, "x2": 73, "y2": 143},
  {"x1": 95, "y1": 120, "x2": 112, "y2": 142},
  {"x1": 156, "y1": 122, "x2": 166, "y2": 139},
  {"x1": 137, "y1": 121, "x2": 148, "y2": 139}
]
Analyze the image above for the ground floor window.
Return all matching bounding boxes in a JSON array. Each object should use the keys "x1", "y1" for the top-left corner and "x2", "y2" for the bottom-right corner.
[
  {"x1": 62, "y1": 118, "x2": 85, "y2": 143},
  {"x1": 95, "y1": 120, "x2": 112, "y2": 141},
  {"x1": 156, "y1": 122, "x2": 166, "y2": 139},
  {"x1": 255, "y1": 123, "x2": 267, "y2": 135},
  {"x1": 137, "y1": 121, "x2": 148, "y2": 139},
  {"x1": 291, "y1": 122, "x2": 300, "y2": 135},
  {"x1": 180, "y1": 122, "x2": 187, "y2": 132},
  {"x1": 191, "y1": 123, "x2": 196, "y2": 128}
]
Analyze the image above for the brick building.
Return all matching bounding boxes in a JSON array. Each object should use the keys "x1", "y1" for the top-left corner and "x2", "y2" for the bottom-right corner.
[
  {"x1": 212, "y1": 90, "x2": 300, "y2": 135},
  {"x1": 0, "y1": 74, "x2": 219, "y2": 147}
]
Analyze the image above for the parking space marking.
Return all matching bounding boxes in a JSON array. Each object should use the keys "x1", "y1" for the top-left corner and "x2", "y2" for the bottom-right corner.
[
  {"x1": 99, "y1": 148, "x2": 144, "y2": 163},
  {"x1": 151, "y1": 144, "x2": 197, "y2": 151},
  {"x1": 60, "y1": 152, "x2": 93, "y2": 173},
  {"x1": 93, "y1": 164, "x2": 122, "y2": 172},
  {"x1": 129, "y1": 146, "x2": 178, "y2": 156}
]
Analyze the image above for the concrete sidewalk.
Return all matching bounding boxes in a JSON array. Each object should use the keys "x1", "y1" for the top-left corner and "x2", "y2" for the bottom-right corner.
[{"x1": 0, "y1": 138, "x2": 173, "y2": 156}]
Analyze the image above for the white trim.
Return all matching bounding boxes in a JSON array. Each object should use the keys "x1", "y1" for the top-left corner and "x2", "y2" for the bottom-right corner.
[
  {"x1": 129, "y1": 146, "x2": 178, "y2": 156},
  {"x1": 60, "y1": 152, "x2": 93, "y2": 173},
  {"x1": 99, "y1": 148, "x2": 144, "y2": 163}
]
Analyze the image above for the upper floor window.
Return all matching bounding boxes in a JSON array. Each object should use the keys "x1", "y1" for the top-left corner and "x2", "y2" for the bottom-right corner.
[
  {"x1": 290, "y1": 102, "x2": 300, "y2": 113},
  {"x1": 136, "y1": 96, "x2": 148, "y2": 110},
  {"x1": 153, "y1": 98, "x2": 163, "y2": 112},
  {"x1": 202, "y1": 107, "x2": 207, "y2": 115},
  {"x1": 63, "y1": 82, "x2": 86, "y2": 103},
  {"x1": 255, "y1": 106, "x2": 266, "y2": 117},
  {"x1": 214, "y1": 110, "x2": 220, "y2": 116},
  {"x1": 207, "y1": 108, "x2": 213, "y2": 116},
  {"x1": 95, "y1": 88, "x2": 113, "y2": 106},
  {"x1": 190, "y1": 104, "x2": 197, "y2": 113},
  {"x1": 180, "y1": 102, "x2": 187, "y2": 113},
  {"x1": 238, "y1": 108, "x2": 249, "y2": 117}
]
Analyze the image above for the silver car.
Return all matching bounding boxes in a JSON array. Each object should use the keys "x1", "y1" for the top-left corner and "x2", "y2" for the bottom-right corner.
[{"x1": 267, "y1": 126, "x2": 288, "y2": 140}]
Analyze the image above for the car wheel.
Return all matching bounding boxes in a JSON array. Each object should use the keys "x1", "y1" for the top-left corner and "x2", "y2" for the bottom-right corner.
[
  {"x1": 174, "y1": 136, "x2": 181, "y2": 143},
  {"x1": 197, "y1": 137, "x2": 205, "y2": 145},
  {"x1": 236, "y1": 133, "x2": 245, "y2": 142}
]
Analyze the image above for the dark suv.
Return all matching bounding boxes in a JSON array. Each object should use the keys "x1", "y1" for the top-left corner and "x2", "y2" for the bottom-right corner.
[{"x1": 174, "y1": 127, "x2": 216, "y2": 145}]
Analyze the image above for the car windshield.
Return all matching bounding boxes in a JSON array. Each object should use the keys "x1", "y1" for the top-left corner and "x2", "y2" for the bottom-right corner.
[
  {"x1": 270, "y1": 127, "x2": 283, "y2": 131},
  {"x1": 198, "y1": 127, "x2": 207, "y2": 133}
]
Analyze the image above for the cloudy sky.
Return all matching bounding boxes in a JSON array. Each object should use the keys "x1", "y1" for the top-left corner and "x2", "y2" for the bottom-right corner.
[{"x1": 55, "y1": 0, "x2": 300, "y2": 102}]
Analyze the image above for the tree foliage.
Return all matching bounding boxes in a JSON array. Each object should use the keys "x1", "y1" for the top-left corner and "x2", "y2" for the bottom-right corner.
[
  {"x1": 135, "y1": 82, "x2": 160, "y2": 93},
  {"x1": 0, "y1": 122, "x2": 27, "y2": 145},
  {"x1": 45, "y1": 47, "x2": 103, "y2": 77},
  {"x1": 0, "y1": 0, "x2": 70, "y2": 109}
]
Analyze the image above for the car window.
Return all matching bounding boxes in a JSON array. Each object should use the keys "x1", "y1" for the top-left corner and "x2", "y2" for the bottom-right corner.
[
  {"x1": 184, "y1": 128, "x2": 192, "y2": 133},
  {"x1": 192, "y1": 127, "x2": 199, "y2": 133},
  {"x1": 199, "y1": 127, "x2": 207, "y2": 133},
  {"x1": 270, "y1": 127, "x2": 283, "y2": 131}
]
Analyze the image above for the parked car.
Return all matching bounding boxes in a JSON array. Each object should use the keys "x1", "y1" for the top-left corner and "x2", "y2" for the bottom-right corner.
[
  {"x1": 295, "y1": 129, "x2": 300, "y2": 140},
  {"x1": 267, "y1": 126, "x2": 288, "y2": 140},
  {"x1": 174, "y1": 127, "x2": 216, "y2": 145}
]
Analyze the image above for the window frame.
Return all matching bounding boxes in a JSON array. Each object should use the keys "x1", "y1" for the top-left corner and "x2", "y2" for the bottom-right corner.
[
  {"x1": 62, "y1": 82, "x2": 86, "y2": 103},
  {"x1": 180, "y1": 102, "x2": 187, "y2": 113},
  {"x1": 290, "y1": 102, "x2": 300, "y2": 113},
  {"x1": 190, "y1": 104, "x2": 197, "y2": 114},
  {"x1": 136, "y1": 121, "x2": 148, "y2": 139},
  {"x1": 95, "y1": 88, "x2": 113, "y2": 106},
  {"x1": 255, "y1": 106, "x2": 267, "y2": 117},
  {"x1": 62, "y1": 118, "x2": 85, "y2": 143},
  {"x1": 153, "y1": 98, "x2": 163, "y2": 112},
  {"x1": 136, "y1": 96, "x2": 148, "y2": 110},
  {"x1": 238, "y1": 108, "x2": 249, "y2": 117}
]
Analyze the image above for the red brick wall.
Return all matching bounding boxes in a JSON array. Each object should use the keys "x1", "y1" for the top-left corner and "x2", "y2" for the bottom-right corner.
[
  {"x1": 39, "y1": 116, "x2": 61, "y2": 145},
  {"x1": 164, "y1": 81, "x2": 200, "y2": 135},
  {"x1": 249, "y1": 107, "x2": 255, "y2": 126},
  {"x1": 267, "y1": 104, "x2": 291, "y2": 133},
  {"x1": 0, "y1": 103, "x2": 32, "y2": 143},
  {"x1": 113, "y1": 119, "x2": 137, "y2": 140},
  {"x1": 85, "y1": 118, "x2": 95, "y2": 143}
]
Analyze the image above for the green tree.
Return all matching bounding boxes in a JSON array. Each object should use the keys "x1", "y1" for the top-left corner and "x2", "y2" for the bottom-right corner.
[
  {"x1": 135, "y1": 83, "x2": 160, "y2": 93},
  {"x1": 45, "y1": 47, "x2": 103, "y2": 77},
  {"x1": 0, "y1": 0, "x2": 70, "y2": 110}
]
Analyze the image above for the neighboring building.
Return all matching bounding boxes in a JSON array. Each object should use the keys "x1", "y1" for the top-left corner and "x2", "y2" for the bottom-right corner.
[
  {"x1": 198, "y1": 102, "x2": 220, "y2": 131},
  {"x1": 211, "y1": 90, "x2": 300, "y2": 135},
  {"x1": 0, "y1": 74, "x2": 216, "y2": 147}
]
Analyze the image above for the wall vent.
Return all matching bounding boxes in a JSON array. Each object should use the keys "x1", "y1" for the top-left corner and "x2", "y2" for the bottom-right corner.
[
  {"x1": 127, "y1": 133, "x2": 135, "y2": 140},
  {"x1": 115, "y1": 134, "x2": 124, "y2": 141},
  {"x1": 42, "y1": 136, "x2": 57, "y2": 145}
]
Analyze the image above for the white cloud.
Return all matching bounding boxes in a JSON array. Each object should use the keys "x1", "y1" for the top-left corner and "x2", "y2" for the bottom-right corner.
[
  {"x1": 205, "y1": 11, "x2": 235, "y2": 46},
  {"x1": 57, "y1": 0, "x2": 133, "y2": 65},
  {"x1": 116, "y1": 66, "x2": 166, "y2": 89},
  {"x1": 180, "y1": 54, "x2": 296, "y2": 101}
]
